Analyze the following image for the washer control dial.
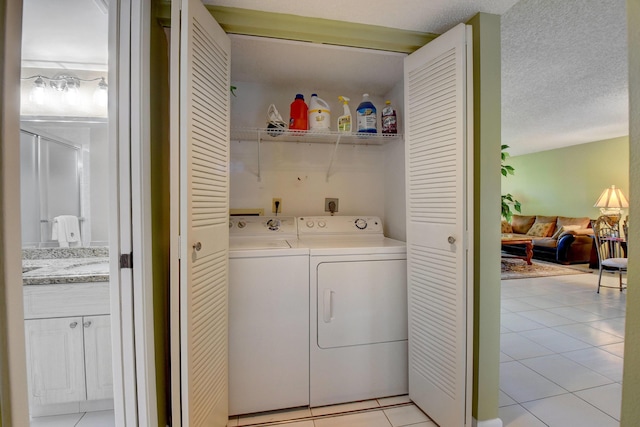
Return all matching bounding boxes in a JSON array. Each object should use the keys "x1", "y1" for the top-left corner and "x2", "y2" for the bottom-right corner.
[
  {"x1": 237, "y1": 221, "x2": 246, "y2": 229},
  {"x1": 318, "y1": 220, "x2": 326, "y2": 228},
  {"x1": 266, "y1": 219, "x2": 281, "y2": 231},
  {"x1": 306, "y1": 220, "x2": 315, "y2": 228},
  {"x1": 355, "y1": 218, "x2": 368, "y2": 230}
]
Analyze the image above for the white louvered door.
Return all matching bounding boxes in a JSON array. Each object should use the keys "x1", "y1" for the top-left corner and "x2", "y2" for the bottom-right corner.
[
  {"x1": 404, "y1": 23, "x2": 473, "y2": 427},
  {"x1": 171, "y1": 0, "x2": 231, "y2": 425}
]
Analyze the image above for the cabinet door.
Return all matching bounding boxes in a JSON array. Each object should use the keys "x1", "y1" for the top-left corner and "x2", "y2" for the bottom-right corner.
[
  {"x1": 24, "y1": 317, "x2": 86, "y2": 405},
  {"x1": 83, "y1": 315, "x2": 114, "y2": 400},
  {"x1": 170, "y1": 0, "x2": 231, "y2": 425},
  {"x1": 404, "y1": 23, "x2": 473, "y2": 427}
]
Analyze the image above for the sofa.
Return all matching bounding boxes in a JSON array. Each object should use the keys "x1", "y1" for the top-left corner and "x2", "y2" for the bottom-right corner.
[{"x1": 501, "y1": 215, "x2": 594, "y2": 265}]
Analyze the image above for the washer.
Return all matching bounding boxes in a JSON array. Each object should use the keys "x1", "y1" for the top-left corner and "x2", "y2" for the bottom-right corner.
[
  {"x1": 298, "y1": 216, "x2": 408, "y2": 407},
  {"x1": 228, "y1": 216, "x2": 309, "y2": 416}
]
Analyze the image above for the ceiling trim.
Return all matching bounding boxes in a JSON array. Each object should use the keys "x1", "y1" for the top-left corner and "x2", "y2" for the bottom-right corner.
[{"x1": 155, "y1": 2, "x2": 437, "y2": 53}]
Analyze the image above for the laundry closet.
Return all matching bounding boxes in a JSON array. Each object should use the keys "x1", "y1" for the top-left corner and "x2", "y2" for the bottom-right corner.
[{"x1": 171, "y1": 3, "x2": 473, "y2": 426}]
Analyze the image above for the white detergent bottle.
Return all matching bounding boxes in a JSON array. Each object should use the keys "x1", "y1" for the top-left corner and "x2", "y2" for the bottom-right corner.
[
  {"x1": 308, "y1": 94, "x2": 331, "y2": 132},
  {"x1": 337, "y1": 96, "x2": 352, "y2": 133}
]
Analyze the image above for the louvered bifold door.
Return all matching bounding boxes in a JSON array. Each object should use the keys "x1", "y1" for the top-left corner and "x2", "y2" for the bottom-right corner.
[
  {"x1": 176, "y1": 0, "x2": 231, "y2": 425},
  {"x1": 404, "y1": 23, "x2": 473, "y2": 427}
]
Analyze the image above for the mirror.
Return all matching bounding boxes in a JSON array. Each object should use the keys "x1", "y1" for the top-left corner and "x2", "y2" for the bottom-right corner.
[{"x1": 20, "y1": 119, "x2": 109, "y2": 248}]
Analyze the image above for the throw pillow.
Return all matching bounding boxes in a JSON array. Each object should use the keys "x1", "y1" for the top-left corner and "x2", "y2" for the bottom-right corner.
[
  {"x1": 501, "y1": 220, "x2": 513, "y2": 233},
  {"x1": 511, "y1": 215, "x2": 536, "y2": 234},
  {"x1": 551, "y1": 224, "x2": 582, "y2": 240},
  {"x1": 526, "y1": 222, "x2": 554, "y2": 237}
]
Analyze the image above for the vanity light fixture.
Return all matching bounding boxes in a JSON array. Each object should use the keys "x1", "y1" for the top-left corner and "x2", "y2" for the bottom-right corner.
[{"x1": 22, "y1": 73, "x2": 108, "y2": 107}]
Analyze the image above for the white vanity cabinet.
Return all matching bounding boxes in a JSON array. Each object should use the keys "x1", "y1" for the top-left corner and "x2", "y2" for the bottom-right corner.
[{"x1": 23, "y1": 282, "x2": 113, "y2": 416}]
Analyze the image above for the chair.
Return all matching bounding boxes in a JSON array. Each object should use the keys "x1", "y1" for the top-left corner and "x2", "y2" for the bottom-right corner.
[{"x1": 591, "y1": 216, "x2": 628, "y2": 293}]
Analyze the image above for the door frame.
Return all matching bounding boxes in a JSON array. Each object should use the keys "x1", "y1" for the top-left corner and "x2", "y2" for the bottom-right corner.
[
  {"x1": 0, "y1": 0, "x2": 157, "y2": 425},
  {"x1": 110, "y1": 0, "x2": 158, "y2": 425},
  {"x1": 0, "y1": 0, "x2": 30, "y2": 422}
]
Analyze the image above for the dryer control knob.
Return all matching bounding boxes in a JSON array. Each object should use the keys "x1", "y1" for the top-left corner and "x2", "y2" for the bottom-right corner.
[
  {"x1": 306, "y1": 220, "x2": 315, "y2": 228},
  {"x1": 267, "y1": 219, "x2": 281, "y2": 231},
  {"x1": 355, "y1": 218, "x2": 368, "y2": 229},
  {"x1": 318, "y1": 220, "x2": 326, "y2": 228},
  {"x1": 237, "y1": 221, "x2": 246, "y2": 229}
]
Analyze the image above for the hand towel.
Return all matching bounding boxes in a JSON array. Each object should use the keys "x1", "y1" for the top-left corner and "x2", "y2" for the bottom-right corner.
[{"x1": 52, "y1": 215, "x2": 81, "y2": 247}]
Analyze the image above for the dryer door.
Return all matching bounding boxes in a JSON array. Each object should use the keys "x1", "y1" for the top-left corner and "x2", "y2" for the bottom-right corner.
[{"x1": 317, "y1": 259, "x2": 407, "y2": 348}]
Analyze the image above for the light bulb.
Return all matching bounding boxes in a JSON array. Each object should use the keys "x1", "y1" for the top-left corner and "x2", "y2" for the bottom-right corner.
[
  {"x1": 30, "y1": 76, "x2": 46, "y2": 105},
  {"x1": 65, "y1": 77, "x2": 80, "y2": 106},
  {"x1": 93, "y1": 78, "x2": 108, "y2": 108}
]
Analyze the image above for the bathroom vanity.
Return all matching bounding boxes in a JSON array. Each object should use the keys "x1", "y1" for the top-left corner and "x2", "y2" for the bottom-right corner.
[{"x1": 22, "y1": 247, "x2": 113, "y2": 417}]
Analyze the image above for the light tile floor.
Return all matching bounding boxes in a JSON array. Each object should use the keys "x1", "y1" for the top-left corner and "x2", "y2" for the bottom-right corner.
[
  {"x1": 30, "y1": 410, "x2": 114, "y2": 427},
  {"x1": 31, "y1": 267, "x2": 625, "y2": 427},
  {"x1": 228, "y1": 396, "x2": 435, "y2": 427},
  {"x1": 499, "y1": 269, "x2": 625, "y2": 427}
]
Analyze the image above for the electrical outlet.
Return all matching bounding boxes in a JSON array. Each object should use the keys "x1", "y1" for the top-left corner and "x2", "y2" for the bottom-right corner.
[
  {"x1": 324, "y1": 198, "x2": 339, "y2": 213},
  {"x1": 272, "y1": 198, "x2": 282, "y2": 213}
]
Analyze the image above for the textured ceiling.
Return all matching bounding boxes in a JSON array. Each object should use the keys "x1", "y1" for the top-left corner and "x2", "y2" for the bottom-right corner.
[
  {"x1": 501, "y1": 0, "x2": 628, "y2": 155},
  {"x1": 20, "y1": 0, "x2": 630, "y2": 156}
]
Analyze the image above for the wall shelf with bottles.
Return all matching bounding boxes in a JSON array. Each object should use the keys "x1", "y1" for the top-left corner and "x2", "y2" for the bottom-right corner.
[
  {"x1": 230, "y1": 127, "x2": 403, "y2": 182},
  {"x1": 230, "y1": 127, "x2": 402, "y2": 146}
]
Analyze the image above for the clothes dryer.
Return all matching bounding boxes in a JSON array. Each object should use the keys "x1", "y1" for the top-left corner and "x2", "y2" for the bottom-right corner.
[
  {"x1": 298, "y1": 216, "x2": 408, "y2": 407},
  {"x1": 228, "y1": 216, "x2": 309, "y2": 415}
]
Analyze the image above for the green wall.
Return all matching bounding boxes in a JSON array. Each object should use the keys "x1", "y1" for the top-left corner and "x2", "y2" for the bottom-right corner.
[
  {"x1": 150, "y1": 1, "x2": 171, "y2": 424},
  {"x1": 502, "y1": 137, "x2": 629, "y2": 219},
  {"x1": 621, "y1": 0, "x2": 639, "y2": 424},
  {"x1": 468, "y1": 12, "x2": 502, "y2": 424}
]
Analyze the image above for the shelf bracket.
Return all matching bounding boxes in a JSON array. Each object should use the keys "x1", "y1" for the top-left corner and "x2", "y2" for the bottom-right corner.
[
  {"x1": 256, "y1": 129, "x2": 262, "y2": 182},
  {"x1": 326, "y1": 134, "x2": 341, "y2": 182}
]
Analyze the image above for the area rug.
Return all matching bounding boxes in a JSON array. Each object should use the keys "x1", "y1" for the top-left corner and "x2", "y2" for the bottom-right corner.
[{"x1": 501, "y1": 258, "x2": 591, "y2": 280}]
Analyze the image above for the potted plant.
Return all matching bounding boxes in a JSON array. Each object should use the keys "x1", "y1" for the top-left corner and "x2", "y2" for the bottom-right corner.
[{"x1": 501, "y1": 144, "x2": 521, "y2": 222}]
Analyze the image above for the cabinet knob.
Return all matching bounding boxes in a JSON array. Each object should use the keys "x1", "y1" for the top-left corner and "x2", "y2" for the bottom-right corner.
[
  {"x1": 193, "y1": 241, "x2": 202, "y2": 251},
  {"x1": 448, "y1": 236, "x2": 456, "y2": 244},
  {"x1": 83, "y1": 320, "x2": 92, "y2": 328},
  {"x1": 70, "y1": 321, "x2": 78, "y2": 329}
]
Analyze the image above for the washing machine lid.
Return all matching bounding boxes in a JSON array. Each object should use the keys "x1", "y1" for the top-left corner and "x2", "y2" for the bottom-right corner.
[
  {"x1": 229, "y1": 238, "x2": 309, "y2": 258},
  {"x1": 299, "y1": 236, "x2": 406, "y2": 256},
  {"x1": 230, "y1": 239, "x2": 291, "y2": 250}
]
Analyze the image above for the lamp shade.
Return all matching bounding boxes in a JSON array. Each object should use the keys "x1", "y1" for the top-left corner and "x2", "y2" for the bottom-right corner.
[{"x1": 594, "y1": 185, "x2": 629, "y2": 208}]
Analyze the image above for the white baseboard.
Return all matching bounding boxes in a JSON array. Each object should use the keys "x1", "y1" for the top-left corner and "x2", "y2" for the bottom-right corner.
[{"x1": 472, "y1": 417, "x2": 503, "y2": 427}]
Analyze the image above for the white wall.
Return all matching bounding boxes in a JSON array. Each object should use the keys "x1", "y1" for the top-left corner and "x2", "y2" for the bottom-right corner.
[
  {"x1": 383, "y1": 80, "x2": 405, "y2": 241},
  {"x1": 229, "y1": 80, "x2": 405, "y2": 232}
]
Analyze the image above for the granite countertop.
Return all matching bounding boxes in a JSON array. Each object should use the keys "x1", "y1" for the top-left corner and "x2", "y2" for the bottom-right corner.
[{"x1": 22, "y1": 247, "x2": 110, "y2": 286}]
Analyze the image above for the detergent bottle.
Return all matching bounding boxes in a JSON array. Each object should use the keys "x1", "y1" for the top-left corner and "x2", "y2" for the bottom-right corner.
[
  {"x1": 337, "y1": 96, "x2": 352, "y2": 133},
  {"x1": 381, "y1": 100, "x2": 397, "y2": 134},
  {"x1": 308, "y1": 94, "x2": 331, "y2": 132},
  {"x1": 289, "y1": 94, "x2": 308, "y2": 131},
  {"x1": 356, "y1": 93, "x2": 377, "y2": 133}
]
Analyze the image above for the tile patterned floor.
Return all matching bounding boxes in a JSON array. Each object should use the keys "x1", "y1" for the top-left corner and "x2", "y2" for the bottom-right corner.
[
  {"x1": 228, "y1": 396, "x2": 435, "y2": 427},
  {"x1": 499, "y1": 270, "x2": 625, "y2": 427},
  {"x1": 31, "y1": 267, "x2": 625, "y2": 427}
]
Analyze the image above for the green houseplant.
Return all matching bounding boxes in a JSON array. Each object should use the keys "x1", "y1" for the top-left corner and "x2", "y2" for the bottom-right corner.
[{"x1": 501, "y1": 144, "x2": 521, "y2": 222}]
